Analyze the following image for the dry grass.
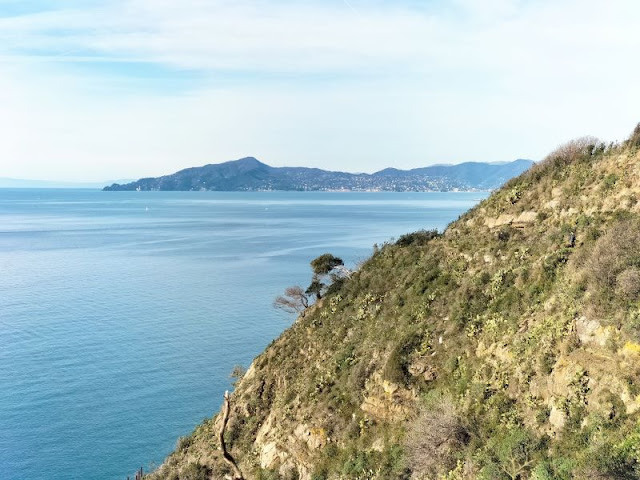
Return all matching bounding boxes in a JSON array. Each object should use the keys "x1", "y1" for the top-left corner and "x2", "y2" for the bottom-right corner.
[{"x1": 406, "y1": 398, "x2": 469, "y2": 479}]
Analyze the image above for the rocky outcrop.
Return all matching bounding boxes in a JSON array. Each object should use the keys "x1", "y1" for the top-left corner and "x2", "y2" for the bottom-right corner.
[{"x1": 360, "y1": 374, "x2": 415, "y2": 422}]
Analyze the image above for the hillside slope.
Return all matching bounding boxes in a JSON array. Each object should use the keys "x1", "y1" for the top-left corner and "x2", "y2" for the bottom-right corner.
[
  {"x1": 103, "y1": 158, "x2": 533, "y2": 192},
  {"x1": 149, "y1": 126, "x2": 640, "y2": 480}
]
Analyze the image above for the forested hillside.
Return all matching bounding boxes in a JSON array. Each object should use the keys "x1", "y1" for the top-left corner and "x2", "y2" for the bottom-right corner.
[{"x1": 150, "y1": 125, "x2": 640, "y2": 480}]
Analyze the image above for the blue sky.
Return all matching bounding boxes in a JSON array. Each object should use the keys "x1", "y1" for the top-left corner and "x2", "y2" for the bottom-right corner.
[{"x1": 1, "y1": 0, "x2": 640, "y2": 181}]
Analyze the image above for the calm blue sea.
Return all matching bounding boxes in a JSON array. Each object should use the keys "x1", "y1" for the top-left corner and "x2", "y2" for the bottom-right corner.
[{"x1": 0, "y1": 189, "x2": 486, "y2": 480}]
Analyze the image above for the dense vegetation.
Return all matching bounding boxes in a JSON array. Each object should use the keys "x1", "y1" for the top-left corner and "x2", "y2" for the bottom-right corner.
[{"x1": 148, "y1": 125, "x2": 640, "y2": 480}]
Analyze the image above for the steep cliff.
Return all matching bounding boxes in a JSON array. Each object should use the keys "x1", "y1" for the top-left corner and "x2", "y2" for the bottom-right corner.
[{"x1": 150, "y1": 125, "x2": 640, "y2": 480}]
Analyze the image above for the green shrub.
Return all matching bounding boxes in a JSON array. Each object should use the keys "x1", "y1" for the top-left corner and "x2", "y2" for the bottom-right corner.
[
  {"x1": 497, "y1": 226, "x2": 512, "y2": 242},
  {"x1": 543, "y1": 248, "x2": 571, "y2": 279},
  {"x1": 383, "y1": 335, "x2": 420, "y2": 385},
  {"x1": 179, "y1": 463, "x2": 211, "y2": 480},
  {"x1": 484, "y1": 427, "x2": 543, "y2": 480},
  {"x1": 176, "y1": 435, "x2": 192, "y2": 452},
  {"x1": 395, "y1": 229, "x2": 440, "y2": 247},
  {"x1": 602, "y1": 173, "x2": 619, "y2": 190}
]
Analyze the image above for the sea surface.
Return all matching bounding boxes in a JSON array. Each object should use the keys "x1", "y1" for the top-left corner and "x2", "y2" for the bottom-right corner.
[{"x1": 0, "y1": 189, "x2": 487, "y2": 480}]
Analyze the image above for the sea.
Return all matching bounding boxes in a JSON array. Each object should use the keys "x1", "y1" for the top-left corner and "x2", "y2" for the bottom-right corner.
[{"x1": 0, "y1": 189, "x2": 487, "y2": 480}]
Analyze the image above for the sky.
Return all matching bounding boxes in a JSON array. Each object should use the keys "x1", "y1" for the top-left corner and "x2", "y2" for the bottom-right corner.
[{"x1": 1, "y1": 0, "x2": 640, "y2": 182}]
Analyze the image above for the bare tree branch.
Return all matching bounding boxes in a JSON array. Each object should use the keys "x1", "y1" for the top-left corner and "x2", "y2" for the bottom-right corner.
[{"x1": 273, "y1": 285, "x2": 309, "y2": 316}]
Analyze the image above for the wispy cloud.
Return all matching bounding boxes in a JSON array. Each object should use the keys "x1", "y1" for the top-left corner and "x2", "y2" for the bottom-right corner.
[
  {"x1": 1, "y1": 0, "x2": 639, "y2": 181},
  {"x1": 0, "y1": 1, "x2": 443, "y2": 77}
]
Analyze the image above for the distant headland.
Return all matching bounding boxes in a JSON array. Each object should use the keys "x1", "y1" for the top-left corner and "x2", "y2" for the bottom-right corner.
[{"x1": 103, "y1": 157, "x2": 533, "y2": 192}]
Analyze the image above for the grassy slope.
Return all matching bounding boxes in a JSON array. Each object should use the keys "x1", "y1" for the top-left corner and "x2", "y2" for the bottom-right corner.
[{"x1": 150, "y1": 127, "x2": 640, "y2": 480}]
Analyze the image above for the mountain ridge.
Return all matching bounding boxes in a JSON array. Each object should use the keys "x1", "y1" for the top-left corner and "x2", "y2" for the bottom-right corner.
[{"x1": 103, "y1": 158, "x2": 534, "y2": 192}]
